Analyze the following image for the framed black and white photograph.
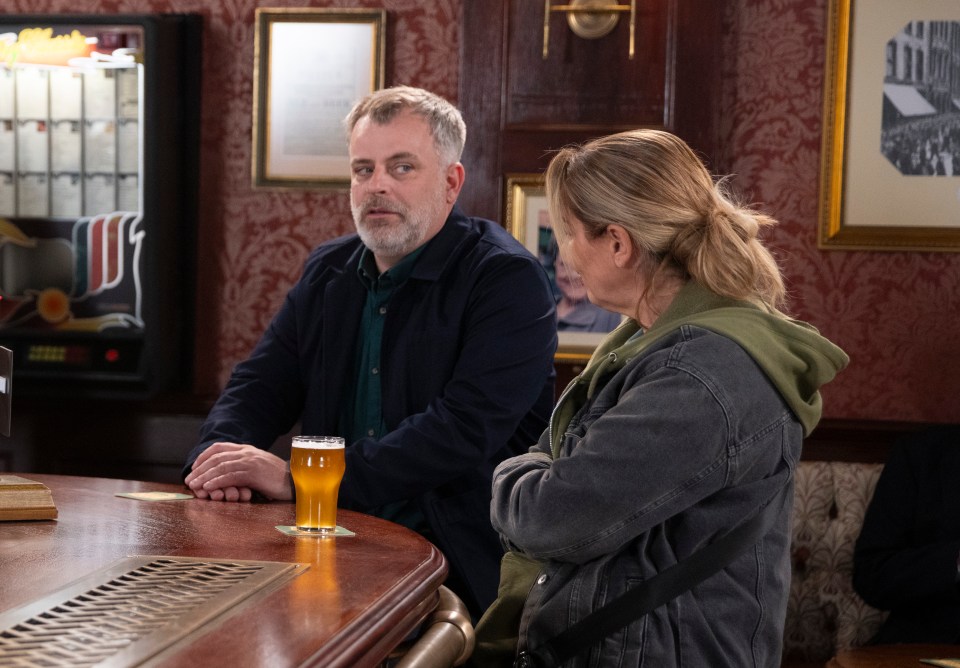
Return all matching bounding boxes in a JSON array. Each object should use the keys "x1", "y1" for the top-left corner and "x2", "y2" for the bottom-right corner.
[
  {"x1": 504, "y1": 174, "x2": 622, "y2": 362},
  {"x1": 819, "y1": 0, "x2": 960, "y2": 251},
  {"x1": 252, "y1": 8, "x2": 385, "y2": 189}
]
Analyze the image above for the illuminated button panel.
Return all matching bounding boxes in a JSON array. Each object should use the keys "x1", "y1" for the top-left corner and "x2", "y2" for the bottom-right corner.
[
  {"x1": 28, "y1": 345, "x2": 91, "y2": 365},
  {"x1": 21, "y1": 342, "x2": 140, "y2": 373}
]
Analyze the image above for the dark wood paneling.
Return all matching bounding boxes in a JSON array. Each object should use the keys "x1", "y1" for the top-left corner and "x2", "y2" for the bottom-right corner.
[
  {"x1": 800, "y1": 419, "x2": 928, "y2": 463},
  {"x1": 554, "y1": 359, "x2": 586, "y2": 393},
  {"x1": 670, "y1": 0, "x2": 727, "y2": 169},
  {"x1": 505, "y1": 1, "x2": 668, "y2": 127},
  {"x1": 5, "y1": 395, "x2": 213, "y2": 482},
  {"x1": 459, "y1": 0, "x2": 725, "y2": 220},
  {"x1": 458, "y1": 0, "x2": 508, "y2": 221}
]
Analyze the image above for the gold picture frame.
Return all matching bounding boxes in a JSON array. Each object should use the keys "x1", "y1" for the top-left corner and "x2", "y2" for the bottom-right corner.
[
  {"x1": 504, "y1": 173, "x2": 621, "y2": 363},
  {"x1": 252, "y1": 8, "x2": 386, "y2": 189},
  {"x1": 819, "y1": 0, "x2": 960, "y2": 251}
]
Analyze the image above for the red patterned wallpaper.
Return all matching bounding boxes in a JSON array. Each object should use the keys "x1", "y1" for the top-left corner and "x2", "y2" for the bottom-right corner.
[
  {"x1": 723, "y1": 1, "x2": 959, "y2": 424},
  {"x1": 4, "y1": 0, "x2": 957, "y2": 424}
]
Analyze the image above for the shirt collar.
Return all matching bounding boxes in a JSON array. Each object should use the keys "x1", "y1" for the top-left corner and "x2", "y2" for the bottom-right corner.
[{"x1": 357, "y1": 244, "x2": 425, "y2": 292}]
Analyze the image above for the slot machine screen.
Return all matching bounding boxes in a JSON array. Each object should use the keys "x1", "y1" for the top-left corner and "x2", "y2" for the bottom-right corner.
[{"x1": 0, "y1": 15, "x2": 200, "y2": 397}]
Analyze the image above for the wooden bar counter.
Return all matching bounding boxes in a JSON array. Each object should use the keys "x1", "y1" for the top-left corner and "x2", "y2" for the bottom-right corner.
[
  {"x1": 0, "y1": 474, "x2": 448, "y2": 667},
  {"x1": 828, "y1": 644, "x2": 960, "y2": 667}
]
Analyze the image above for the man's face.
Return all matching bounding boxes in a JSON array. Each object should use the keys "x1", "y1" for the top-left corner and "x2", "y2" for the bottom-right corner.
[{"x1": 349, "y1": 110, "x2": 463, "y2": 269}]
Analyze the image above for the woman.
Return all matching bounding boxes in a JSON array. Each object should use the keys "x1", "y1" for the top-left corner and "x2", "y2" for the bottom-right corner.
[{"x1": 476, "y1": 130, "x2": 848, "y2": 667}]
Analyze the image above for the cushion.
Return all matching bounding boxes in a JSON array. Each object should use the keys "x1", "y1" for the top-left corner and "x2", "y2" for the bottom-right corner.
[{"x1": 783, "y1": 461, "x2": 888, "y2": 662}]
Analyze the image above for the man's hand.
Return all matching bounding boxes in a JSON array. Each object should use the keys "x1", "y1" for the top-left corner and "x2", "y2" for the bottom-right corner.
[{"x1": 185, "y1": 443, "x2": 293, "y2": 502}]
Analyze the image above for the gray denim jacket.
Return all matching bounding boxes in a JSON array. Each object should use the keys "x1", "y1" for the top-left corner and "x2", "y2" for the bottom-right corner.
[{"x1": 491, "y1": 326, "x2": 803, "y2": 667}]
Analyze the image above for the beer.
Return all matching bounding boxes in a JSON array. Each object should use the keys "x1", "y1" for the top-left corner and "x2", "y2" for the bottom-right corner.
[{"x1": 290, "y1": 436, "x2": 346, "y2": 533}]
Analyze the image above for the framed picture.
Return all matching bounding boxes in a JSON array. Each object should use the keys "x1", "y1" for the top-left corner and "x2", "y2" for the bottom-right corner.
[
  {"x1": 819, "y1": 0, "x2": 960, "y2": 251},
  {"x1": 504, "y1": 174, "x2": 622, "y2": 362},
  {"x1": 252, "y1": 8, "x2": 386, "y2": 189}
]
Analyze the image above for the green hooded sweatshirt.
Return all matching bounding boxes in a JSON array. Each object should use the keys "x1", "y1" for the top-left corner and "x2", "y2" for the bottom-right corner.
[{"x1": 550, "y1": 281, "x2": 849, "y2": 456}]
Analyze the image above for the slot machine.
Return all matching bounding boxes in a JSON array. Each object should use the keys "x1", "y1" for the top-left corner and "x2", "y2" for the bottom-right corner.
[{"x1": 0, "y1": 14, "x2": 201, "y2": 398}]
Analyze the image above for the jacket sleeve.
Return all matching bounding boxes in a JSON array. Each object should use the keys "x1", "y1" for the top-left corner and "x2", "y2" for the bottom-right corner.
[
  {"x1": 490, "y1": 329, "x2": 806, "y2": 565},
  {"x1": 337, "y1": 252, "x2": 558, "y2": 509},
  {"x1": 181, "y1": 273, "x2": 313, "y2": 478},
  {"x1": 852, "y1": 436, "x2": 960, "y2": 608},
  {"x1": 490, "y1": 354, "x2": 736, "y2": 564}
]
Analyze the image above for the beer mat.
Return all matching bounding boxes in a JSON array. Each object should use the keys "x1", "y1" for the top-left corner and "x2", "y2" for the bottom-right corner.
[
  {"x1": 275, "y1": 525, "x2": 355, "y2": 537},
  {"x1": 921, "y1": 660, "x2": 960, "y2": 667},
  {"x1": 115, "y1": 491, "x2": 195, "y2": 501}
]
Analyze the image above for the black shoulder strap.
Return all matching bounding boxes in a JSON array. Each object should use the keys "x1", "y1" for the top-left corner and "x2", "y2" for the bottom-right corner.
[{"x1": 515, "y1": 484, "x2": 790, "y2": 668}]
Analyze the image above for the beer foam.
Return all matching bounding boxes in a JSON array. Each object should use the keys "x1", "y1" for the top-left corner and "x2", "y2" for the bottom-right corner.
[{"x1": 292, "y1": 436, "x2": 344, "y2": 449}]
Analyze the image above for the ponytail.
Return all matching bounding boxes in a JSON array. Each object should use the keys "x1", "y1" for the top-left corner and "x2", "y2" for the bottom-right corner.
[
  {"x1": 670, "y1": 185, "x2": 786, "y2": 311},
  {"x1": 546, "y1": 129, "x2": 788, "y2": 314}
]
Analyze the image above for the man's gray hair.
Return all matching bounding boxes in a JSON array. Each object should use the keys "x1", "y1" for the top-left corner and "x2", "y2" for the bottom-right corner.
[{"x1": 344, "y1": 86, "x2": 466, "y2": 166}]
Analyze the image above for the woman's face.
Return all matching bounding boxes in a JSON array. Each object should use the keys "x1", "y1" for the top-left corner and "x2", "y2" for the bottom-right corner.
[{"x1": 560, "y1": 217, "x2": 634, "y2": 316}]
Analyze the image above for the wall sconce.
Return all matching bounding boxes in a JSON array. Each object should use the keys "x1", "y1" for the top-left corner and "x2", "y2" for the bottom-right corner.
[{"x1": 543, "y1": 0, "x2": 637, "y2": 60}]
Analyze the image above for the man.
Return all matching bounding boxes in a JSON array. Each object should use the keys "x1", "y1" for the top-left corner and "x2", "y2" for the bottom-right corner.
[
  {"x1": 853, "y1": 425, "x2": 960, "y2": 644},
  {"x1": 183, "y1": 86, "x2": 558, "y2": 615}
]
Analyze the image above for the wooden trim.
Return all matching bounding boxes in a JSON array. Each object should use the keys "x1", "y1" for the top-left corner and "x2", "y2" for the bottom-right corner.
[{"x1": 801, "y1": 418, "x2": 930, "y2": 463}]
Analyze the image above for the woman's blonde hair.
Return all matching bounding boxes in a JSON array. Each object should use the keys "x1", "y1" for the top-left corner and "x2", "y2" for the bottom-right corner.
[{"x1": 545, "y1": 129, "x2": 786, "y2": 312}]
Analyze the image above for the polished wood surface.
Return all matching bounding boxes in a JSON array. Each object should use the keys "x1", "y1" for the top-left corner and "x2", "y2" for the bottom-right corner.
[
  {"x1": 0, "y1": 474, "x2": 447, "y2": 667},
  {"x1": 827, "y1": 644, "x2": 960, "y2": 667}
]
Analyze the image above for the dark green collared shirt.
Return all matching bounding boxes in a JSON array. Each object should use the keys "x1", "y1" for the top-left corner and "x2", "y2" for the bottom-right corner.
[
  {"x1": 345, "y1": 245, "x2": 424, "y2": 445},
  {"x1": 345, "y1": 245, "x2": 427, "y2": 531}
]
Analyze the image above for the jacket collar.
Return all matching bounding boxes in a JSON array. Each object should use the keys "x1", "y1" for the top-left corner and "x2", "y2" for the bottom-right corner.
[{"x1": 408, "y1": 205, "x2": 471, "y2": 282}]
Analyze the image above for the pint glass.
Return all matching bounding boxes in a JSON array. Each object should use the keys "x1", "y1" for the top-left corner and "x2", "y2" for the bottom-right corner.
[{"x1": 290, "y1": 436, "x2": 346, "y2": 533}]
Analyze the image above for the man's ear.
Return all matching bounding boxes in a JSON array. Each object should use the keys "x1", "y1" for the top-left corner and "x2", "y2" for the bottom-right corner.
[
  {"x1": 445, "y1": 163, "x2": 466, "y2": 204},
  {"x1": 606, "y1": 225, "x2": 637, "y2": 268}
]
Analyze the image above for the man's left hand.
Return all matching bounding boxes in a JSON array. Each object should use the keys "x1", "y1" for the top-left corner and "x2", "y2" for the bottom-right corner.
[{"x1": 185, "y1": 442, "x2": 293, "y2": 502}]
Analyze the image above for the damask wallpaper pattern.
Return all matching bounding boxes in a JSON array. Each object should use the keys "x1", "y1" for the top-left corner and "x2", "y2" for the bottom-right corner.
[
  {"x1": 3, "y1": 0, "x2": 958, "y2": 423},
  {"x1": 724, "y1": 1, "x2": 960, "y2": 423}
]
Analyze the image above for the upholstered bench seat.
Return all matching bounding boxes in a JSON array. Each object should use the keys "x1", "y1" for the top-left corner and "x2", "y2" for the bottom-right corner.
[{"x1": 782, "y1": 461, "x2": 888, "y2": 666}]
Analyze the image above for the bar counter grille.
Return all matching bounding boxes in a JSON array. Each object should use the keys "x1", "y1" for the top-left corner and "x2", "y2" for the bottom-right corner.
[{"x1": 0, "y1": 556, "x2": 302, "y2": 667}]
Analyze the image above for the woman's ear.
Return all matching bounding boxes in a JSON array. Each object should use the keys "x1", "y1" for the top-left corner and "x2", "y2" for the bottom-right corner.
[{"x1": 606, "y1": 225, "x2": 636, "y2": 268}]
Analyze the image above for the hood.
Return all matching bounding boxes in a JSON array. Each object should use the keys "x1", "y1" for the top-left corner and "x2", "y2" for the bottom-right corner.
[{"x1": 559, "y1": 282, "x2": 848, "y2": 443}]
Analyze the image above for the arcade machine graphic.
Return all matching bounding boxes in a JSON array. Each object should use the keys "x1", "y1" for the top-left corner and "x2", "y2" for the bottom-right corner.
[
  {"x1": 0, "y1": 15, "x2": 200, "y2": 397},
  {"x1": 0, "y1": 212, "x2": 143, "y2": 339}
]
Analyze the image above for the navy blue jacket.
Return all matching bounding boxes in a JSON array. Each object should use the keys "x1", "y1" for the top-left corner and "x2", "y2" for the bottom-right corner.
[{"x1": 185, "y1": 207, "x2": 558, "y2": 613}]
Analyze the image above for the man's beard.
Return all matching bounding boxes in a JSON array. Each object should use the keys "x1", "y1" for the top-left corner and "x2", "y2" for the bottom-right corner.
[{"x1": 352, "y1": 189, "x2": 448, "y2": 258}]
